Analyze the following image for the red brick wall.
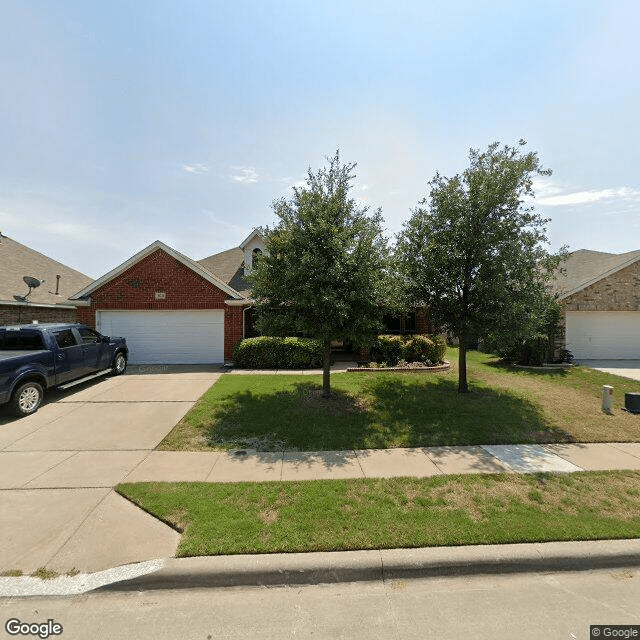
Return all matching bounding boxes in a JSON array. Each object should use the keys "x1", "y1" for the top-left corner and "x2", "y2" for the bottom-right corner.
[
  {"x1": 224, "y1": 306, "x2": 244, "y2": 361},
  {"x1": 416, "y1": 307, "x2": 432, "y2": 334},
  {"x1": 76, "y1": 249, "x2": 246, "y2": 361},
  {"x1": 0, "y1": 305, "x2": 77, "y2": 325}
]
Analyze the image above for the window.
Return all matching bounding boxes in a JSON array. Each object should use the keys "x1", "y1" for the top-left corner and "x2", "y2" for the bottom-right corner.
[
  {"x1": 54, "y1": 330, "x2": 77, "y2": 349},
  {"x1": 252, "y1": 247, "x2": 263, "y2": 269},
  {"x1": 381, "y1": 312, "x2": 417, "y2": 335},
  {"x1": 77, "y1": 327, "x2": 101, "y2": 344},
  {"x1": 0, "y1": 332, "x2": 45, "y2": 350}
]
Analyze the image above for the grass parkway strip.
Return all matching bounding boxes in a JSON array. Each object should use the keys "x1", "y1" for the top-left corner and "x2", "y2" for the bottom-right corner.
[{"x1": 117, "y1": 471, "x2": 640, "y2": 556}]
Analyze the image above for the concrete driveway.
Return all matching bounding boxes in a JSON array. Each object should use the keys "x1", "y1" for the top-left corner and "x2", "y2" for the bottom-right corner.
[
  {"x1": 577, "y1": 360, "x2": 640, "y2": 382},
  {"x1": 0, "y1": 366, "x2": 222, "y2": 573}
]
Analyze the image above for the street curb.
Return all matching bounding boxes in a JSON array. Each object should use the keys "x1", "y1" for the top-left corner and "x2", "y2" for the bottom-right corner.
[{"x1": 95, "y1": 539, "x2": 640, "y2": 591}]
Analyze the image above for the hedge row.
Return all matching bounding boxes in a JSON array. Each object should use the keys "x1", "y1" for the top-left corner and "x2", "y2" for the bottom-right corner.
[
  {"x1": 371, "y1": 334, "x2": 447, "y2": 365},
  {"x1": 232, "y1": 336, "x2": 324, "y2": 369}
]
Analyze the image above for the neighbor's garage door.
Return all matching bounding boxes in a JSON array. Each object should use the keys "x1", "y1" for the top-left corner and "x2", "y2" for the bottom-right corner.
[
  {"x1": 97, "y1": 310, "x2": 224, "y2": 364},
  {"x1": 565, "y1": 311, "x2": 640, "y2": 359}
]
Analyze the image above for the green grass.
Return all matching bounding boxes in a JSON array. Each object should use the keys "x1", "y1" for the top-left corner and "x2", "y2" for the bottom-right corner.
[
  {"x1": 117, "y1": 471, "x2": 640, "y2": 555},
  {"x1": 158, "y1": 348, "x2": 640, "y2": 451},
  {"x1": 29, "y1": 567, "x2": 59, "y2": 580}
]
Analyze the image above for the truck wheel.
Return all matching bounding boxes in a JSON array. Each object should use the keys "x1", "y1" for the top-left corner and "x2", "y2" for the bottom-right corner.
[
  {"x1": 11, "y1": 381, "x2": 44, "y2": 417},
  {"x1": 111, "y1": 351, "x2": 127, "y2": 376}
]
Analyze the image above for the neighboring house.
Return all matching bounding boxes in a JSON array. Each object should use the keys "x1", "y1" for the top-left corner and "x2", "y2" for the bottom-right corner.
[
  {"x1": 552, "y1": 249, "x2": 640, "y2": 359},
  {"x1": 0, "y1": 231, "x2": 92, "y2": 325},
  {"x1": 71, "y1": 231, "x2": 266, "y2": 364}
]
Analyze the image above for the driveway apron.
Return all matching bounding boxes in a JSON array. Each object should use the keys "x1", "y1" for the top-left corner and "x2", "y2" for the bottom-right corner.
[{"x1": 0, "y1": 367, "x2": 221, "y2": 573}]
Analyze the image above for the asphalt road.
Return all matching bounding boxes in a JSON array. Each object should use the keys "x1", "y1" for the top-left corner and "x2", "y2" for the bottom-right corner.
[{"x1": 2, "y1": 567, "x2": 638, "y2": 639}]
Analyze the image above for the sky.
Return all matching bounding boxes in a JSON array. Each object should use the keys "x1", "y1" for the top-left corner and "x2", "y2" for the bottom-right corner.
[{"x1": 1, "y1": 0, "x2": 639, "y2": 279}]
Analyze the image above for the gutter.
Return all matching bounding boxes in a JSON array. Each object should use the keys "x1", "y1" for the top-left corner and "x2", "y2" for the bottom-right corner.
[{"x1": 0, "y1": 299, "x2": 88, "y2": 310}]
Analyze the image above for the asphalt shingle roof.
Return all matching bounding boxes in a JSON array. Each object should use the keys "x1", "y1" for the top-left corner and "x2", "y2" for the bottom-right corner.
[
  {"x1": 197, "y1": 247, "x2": 252, "y2": 298},
  {"x1": 552, "y1": 248, "x2": 640, "y2": 298},
  {"x1": 0, "y1": 233, "x2": 92, "y2": 307}
]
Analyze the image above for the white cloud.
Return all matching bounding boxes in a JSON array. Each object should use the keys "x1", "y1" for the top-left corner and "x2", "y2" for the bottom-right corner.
[
  {"x1": 230, "y1": 167, "x2": 259, "y2": 183},
  {"x1": 182, "y1": 163, "x2": 209, "y2": 174},
  {"x1": 538, "y1": 186, "x2": 640, "y2": 207}
]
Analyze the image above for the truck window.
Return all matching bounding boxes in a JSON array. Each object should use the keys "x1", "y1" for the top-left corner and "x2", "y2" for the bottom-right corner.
[
  {"x1": 77, "y1": 327, "x2": 102, "y2": 344},
  {"x1": 0, "y1": 332, "x2": 45, "y2": 350},
  {"x1": 54, "y1": 330, "x2": 77, "y2": 349}
]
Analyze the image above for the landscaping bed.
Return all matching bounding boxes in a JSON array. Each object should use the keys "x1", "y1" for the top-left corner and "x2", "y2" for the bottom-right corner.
[
  {"x1": 117, "y1": 471, "x2": 640, "y2": 556},
  {"x1": 348, "y1": 361, "x2": 450, "y2": 373}
]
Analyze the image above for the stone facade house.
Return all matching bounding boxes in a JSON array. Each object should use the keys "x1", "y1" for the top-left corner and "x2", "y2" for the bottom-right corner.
[
  {"x1": 552, "y1": 249, "x2": 640, "y2": 359},
  {"x1": 0, "y1": 231, "x2": 92, "y2": 325}
]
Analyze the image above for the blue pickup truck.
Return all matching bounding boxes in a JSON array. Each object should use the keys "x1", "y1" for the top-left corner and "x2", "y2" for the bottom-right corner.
[{"x1": 0, "y1": 323, "x2": 128, "y2": 417}]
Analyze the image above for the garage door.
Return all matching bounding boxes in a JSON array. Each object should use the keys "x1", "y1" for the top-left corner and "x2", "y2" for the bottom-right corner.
[
  {"x1": 565, "y1": 311, "x2": 640, "y2": 359},
  {"x1": 97, "y1": 310, "x2": 224, "y2": 364}
]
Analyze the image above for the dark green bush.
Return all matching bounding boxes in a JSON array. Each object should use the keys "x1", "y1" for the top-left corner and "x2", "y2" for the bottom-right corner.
[
  {"x1": 372, "y1": 335, "x2": 405, "y2": 364},
  {"x1": 519, "y1": 333, "x2": 550, "y2": 366},
  {"x1": 233, "y1": 336, "x2": 323, "y2": 369},
  {"x1": 372, "y1": 334, "x2": 447, "y2": 365},
  {"x1": 403, "y1": 334, "x2": 434, "y2": 362}
]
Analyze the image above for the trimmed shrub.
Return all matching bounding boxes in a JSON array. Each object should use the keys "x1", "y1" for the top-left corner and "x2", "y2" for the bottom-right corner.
[
  {"x1": 519, "y1": 333, "x2": 550, "y2": 366},
  {"x1": 372, "y1": 334, "x2": 447, "y2": 366},
  {"x1": 372, "y1": 335, "x2": 405, "y2": 365},
  {"x1": 233, "y1": 336, "x2": 323, "y2": 369},
  {"x1": 403, "y1": 334, "x2": 434, "y2": 363},
  {"x1": 429, "y1": 334, "x2": 448, "y2": 363}
]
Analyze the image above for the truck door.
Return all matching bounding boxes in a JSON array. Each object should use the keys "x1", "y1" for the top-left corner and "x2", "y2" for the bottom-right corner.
[
  {"x1": 52, "y1": 329, "x2": 85, "y2": 383},
  {"x1": 74, "y1": 327, "x2": 104, "y2": 374}
]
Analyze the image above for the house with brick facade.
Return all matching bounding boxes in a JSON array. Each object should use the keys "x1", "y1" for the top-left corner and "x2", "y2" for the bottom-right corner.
[
  {"x1": 68, "y1": 228, "x2": 431, "y2": 365},
  {"x1": 70, "y1": 231, "x2": 266, "y2": 364},
  {"x1": 0, "y1": 231, "x2": 92, "y2": 326},
  {"x1": 553, "y1": 249, "x2": 640, "y2": 359}
]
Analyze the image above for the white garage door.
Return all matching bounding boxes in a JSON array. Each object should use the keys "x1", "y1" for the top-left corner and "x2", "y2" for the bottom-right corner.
[
  {"x1": 97, "y1": 310, "x2": 225, "y2": 364},
  {"x1": 566, "y1": 311, "x2": 640, "y2": 359}
]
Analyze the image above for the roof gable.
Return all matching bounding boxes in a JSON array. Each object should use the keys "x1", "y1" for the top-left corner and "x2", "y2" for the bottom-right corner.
[
  {"x1": 70, "y1": 240, "x2": 244, "y2": 300},
  {"x1": 553, "y1": 249, "x2": 640, "y2": 299},
  {"x1": 239, "y1": 229, "x2": 264, "y2": 249}
]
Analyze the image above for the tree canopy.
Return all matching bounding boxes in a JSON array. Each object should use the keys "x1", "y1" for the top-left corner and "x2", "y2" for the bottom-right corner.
[
  {"x1": 250, "y1": 151, "x2": 388, "y2": 397},
  {"x1": 395, "y1": 140, "x2": 566, "y2": 392}
]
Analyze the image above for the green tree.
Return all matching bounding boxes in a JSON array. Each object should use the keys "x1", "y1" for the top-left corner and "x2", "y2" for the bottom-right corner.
[
  {"x1": 395, "y1": 140, "x2": 566, "y2": 393},
  {"x1": 250, "y1": 152, "x2": 388, "y2": 397}
]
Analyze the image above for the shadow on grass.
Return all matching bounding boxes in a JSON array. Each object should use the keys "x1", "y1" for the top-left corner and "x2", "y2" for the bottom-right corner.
[
  {"x1": 203, "y1": 375, "x2": 574, "y2": 458},
  {"x1": 482, "y1": 359, "x2": 570, "y2": 378}
]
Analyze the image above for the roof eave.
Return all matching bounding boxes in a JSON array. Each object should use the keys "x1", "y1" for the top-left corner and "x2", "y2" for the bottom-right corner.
[
  {"x1": 238, "y1": 229, "x2": 264, "y2": 249},
  {"x1": 69, "y1": 241, "x2": 244, "y2": 301},
  {"x1": 557, "y1": 252, "x2": 640, "y2": 300},
  {"x1": 0, "y1": 299, "x2": 84, "y2": 310}
]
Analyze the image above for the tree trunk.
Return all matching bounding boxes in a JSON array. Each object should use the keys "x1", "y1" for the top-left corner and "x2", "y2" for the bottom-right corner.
[
  {"x1": 322, "y1": 340, "x2": 332, "y2": 398},
  {"x1": 458, "y1": 336, "x2": 469, "y2": 393}
]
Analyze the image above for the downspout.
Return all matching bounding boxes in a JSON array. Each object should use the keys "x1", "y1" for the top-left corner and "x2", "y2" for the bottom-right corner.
[{"x1": 242, "y1": 304, "x2": 253, "y2": 340}]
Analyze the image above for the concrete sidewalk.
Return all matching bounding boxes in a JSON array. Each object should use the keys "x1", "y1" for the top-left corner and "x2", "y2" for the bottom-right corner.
[
  {"x1": 2, "y1": 441, "x2": 640, "y2": 590},
  {"x1": 2, "y1": 361, "x2": 640, "y2": 595}
]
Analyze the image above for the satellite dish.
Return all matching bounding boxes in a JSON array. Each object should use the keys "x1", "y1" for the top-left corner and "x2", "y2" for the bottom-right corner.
[
  {"x1": 14, "y1": 276, "x2": 45, "y2": 302},
  {"x1": 23, "y1": 276, "x2": 44, "y2": 289}
]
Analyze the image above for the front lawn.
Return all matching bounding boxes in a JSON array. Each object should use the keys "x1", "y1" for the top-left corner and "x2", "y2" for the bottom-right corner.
[
  {"x1": 117, "y1": 471, "x2": 640, "y2": 555},
  {"x1": 158, "y1": 349, "x2": 640, "y2": 451}
]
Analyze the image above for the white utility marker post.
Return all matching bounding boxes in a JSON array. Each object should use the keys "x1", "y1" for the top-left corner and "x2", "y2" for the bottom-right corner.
[{"x1": 602, "y1": 385, "x2": 614, "y2": 414}]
